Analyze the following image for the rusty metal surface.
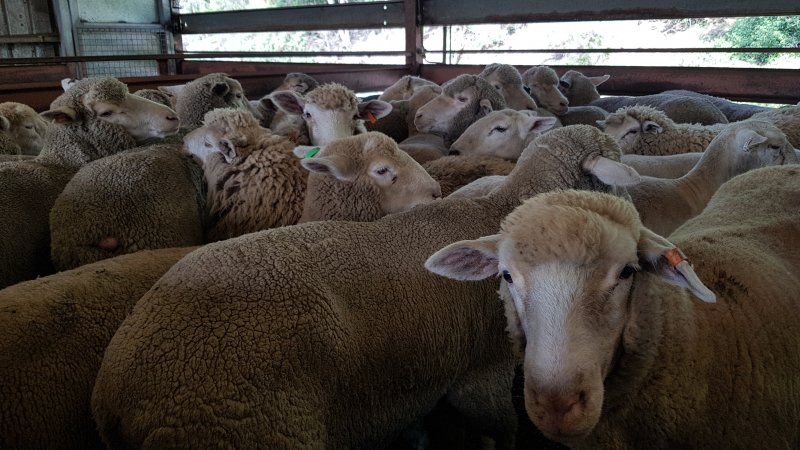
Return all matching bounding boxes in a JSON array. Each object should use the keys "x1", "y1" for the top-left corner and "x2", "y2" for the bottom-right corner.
[
  {"x1": 422, "y1": 0, "x2": 800, "y2": 25},
  {"x1": 420, "y1": 64, "x2": 800, "y2": 104},
  {"x1": 178, "y1": 2, "x2": 405, "y2": 34}
]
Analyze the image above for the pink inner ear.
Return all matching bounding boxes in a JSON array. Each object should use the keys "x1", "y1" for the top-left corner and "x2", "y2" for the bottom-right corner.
[{"x1": 440, "y1": 249, "x2": 496, "y2": 277}]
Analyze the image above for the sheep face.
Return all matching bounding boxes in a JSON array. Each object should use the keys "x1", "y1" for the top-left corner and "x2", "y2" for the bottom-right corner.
[
  {"x1": 0, "y1": 103, "x2": 49, "y2": 155},
  {"x1": 379, "y1": 76, "x2": 440, "y2": 102},
  {"x1": 271, "y1": 85, "x2": 392, "y2": 146},
  {"x1": 726, "y1": 120, "x2": 797, "y2": 169},
  {"x1": 558, "y1": 71, "x2": 609, "y2": 106},
  {"x1": 183, "y1": 124, "x2": 228, "y2": 163},
  {"x1": 480, "y1": 64, "x2": 537, "y2": 111},
  {"x1": 43, "y1": 83, "x2": 180, "y2": 143},
  {"x1": 297, "y1": 132, "x2": 442, "y2": 216},
  {"x1": 522, "y1": 67, "x2": 569, "y2": 115},
  {"x1": 598, "y1": 114, "x2": 662, "y2": 153},
  {"x1": 275, "y1": 72, "x2": 319, "y2": 94},
  {"x1": 449, "y1": 110, "x2": 557, "y2": 160},
  {"x1": 425, "y1": 190, "x2": 714, "y2": 446},
  {"x1": 414, "y1": 85, "x2": 491, "y2": 138}
]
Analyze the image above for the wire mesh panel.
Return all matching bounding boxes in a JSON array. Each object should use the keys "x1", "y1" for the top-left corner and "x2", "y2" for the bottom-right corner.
[{"x1": 75, "y1": 25, "x2": 167, "y2": 77}]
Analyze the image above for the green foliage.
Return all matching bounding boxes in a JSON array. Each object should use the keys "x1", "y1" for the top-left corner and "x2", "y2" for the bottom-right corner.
[{"x1": 722, "y1": 16, "x2": 800, "y2": 65}]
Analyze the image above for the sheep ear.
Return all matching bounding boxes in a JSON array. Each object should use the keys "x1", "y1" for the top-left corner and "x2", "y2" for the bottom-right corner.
[
  {"x1": 528, "y1": 116, "x2": 557, "y2": 134},
  {"x1": 60, "y1": 78, "x2": 76, "y2": 92},
  {"x1": 218, "y1": 138, "x2": 237, "y2": 163},
  {"x1": 358, "y1": 100, "x2": 392, "y2": 121},
  {"x1": 0, "y1": 115, "x2": 9, "y2": 131},
  {"x1": 425, "y1": 234, "x2": 501, "y2": 281},
  {"x1": 735, "y1": 128, "x2": 768, "y2": 151},
  {"x1": 41, "y1": 106, "x2": 79, "y2": 124},
  {"x1": 258, "y1": 96, "x2": 277, "y2": 111},
  {"x1": 583, "y1": 155, "x2": 641, "y2": 186},
  {"x1": 270, "y1": 91, "x2": 306, "y2": 116},
  {"x1": 212, "y1": 82, "x2": 230, "y2": 96},
  {"x1": 479, "y1": 99, "x2": 494, "y2": 116},
  {"x1": 637, "y1": 228, "x2": 716, "y2": 303},
  {"x1": 300, "y1": 154, "x2": 357, "y2": 181},
  {"x1": 589, "y1": 74, "x2": 610, "y2": 87},
  {"x1": 643, "y1": 120, "x2": 663, "y2": 134}
]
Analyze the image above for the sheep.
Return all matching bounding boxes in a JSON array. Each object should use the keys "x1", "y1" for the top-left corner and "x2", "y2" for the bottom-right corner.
[
  {"x1": 558, "y1": 105, "x2": 609, "y2": 127},
  {"x1": 270, "y1": 82, "x2": 392, "y2": 146},
  {"x1": 254, "y1": 72, "x2": 320, "y2": 132},
  {"x1": 478, "y1": 63, "x2": 538, "y2": 111},
  {"x1": 663, "y1": 88, "x2": 773, "y2": 122},
  {"x1": 422, "y1": 154, "x2": 516, "y2": 197},
  {"x1": 558, "y1": 70, "x2": 728, "y2": 125},
  {"x1": 0, "y1": 131, "x2": 21, "y2": 155},
  {"x1": 447, "y1": 174, "x2": 507, "y2": 199},
  {"x1": 598, "y1": 105, "x2": 726, "y2": 155},
  {"x1": 378, "y1": 75, "x2": 440, "y2": 102},
  {"x1": 49, "y1": 144, "x2": 206, "y2": 271},
  {"x1": 619, "y1": 152, "x2": 701, "y2": 179},
  {"x1": 557, "y1": 69, "x2": 609, "y2": 106},
  {"x1": 425, "y1": 165, "x2": 800, "y2": 448},
  {"x1": 414, "y1": 74, "x2": 507, "y2": 146},
  {"x1": 627, "y1": 119, "x2": 797, "y2": 236},
  {"x1": 448, "y1": 109, "x2": 558, "y2": 160},
  {"x1": 749, "y1": 105, "x2": 800, "y2": 147},
  {"x1": 521, "y1": 66, "x2": 569, "y2": 115},
  {"x1": 132, "y1": 88, "x2": 175, "y2": 109},
  {"x1": 394, "y1": 85, "x2": 449, "y2": 163},
  {"x1": 91, "y1": 124, "x2": 641, "y2": 450},
  {"x1": 367, "y1": 83, "x2": 444, "y2": 144},
  {"x1": 0, "y1": 247, "x2": 195, "y2": 450},
  {"x1": 159, "y1": 72, "x2": 252, "y2": 130},
  {"x1": 0, "y1": 102, "x2": 49, "y2": 155},
  {"x1": 0, "y1": 77, "x2": 179, "y2": 288}
]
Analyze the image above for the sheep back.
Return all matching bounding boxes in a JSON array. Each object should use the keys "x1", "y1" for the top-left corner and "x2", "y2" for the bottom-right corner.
[
  {"x1": 424, "y1": 155, "x2": 516, "y2": 196},
  {"x1": 50, "y1": 145, "x2": 207, "y2": 271},
  {"x1": 0, "y1": 247, "x2": 194, "y2": 450}
]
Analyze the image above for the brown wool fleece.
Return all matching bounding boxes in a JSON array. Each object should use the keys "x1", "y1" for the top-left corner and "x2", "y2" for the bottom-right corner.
[
  {"x1": 0, "y1": 247, "x2": 195, "y2": 450},
  {"x1": 91, "y1": 125, "x2": 625, "y2": 449}
]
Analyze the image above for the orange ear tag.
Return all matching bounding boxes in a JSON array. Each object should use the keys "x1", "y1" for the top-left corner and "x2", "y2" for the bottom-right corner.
[
  {"x1": 664, "y1": 247, "x2": 687, "y2": 268},
  {"x1": 366, "y1": 111, "x2": 378, "y2": 124}
]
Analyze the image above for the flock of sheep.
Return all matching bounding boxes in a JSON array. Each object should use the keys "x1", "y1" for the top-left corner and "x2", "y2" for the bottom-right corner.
[{"x1": 0, "y1": 62, "x2": 798, "y2": 449}]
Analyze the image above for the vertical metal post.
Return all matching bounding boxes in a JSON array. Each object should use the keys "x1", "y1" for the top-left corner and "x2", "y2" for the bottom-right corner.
[{"x1": 404, "y1": 0, "x2": 422, "y2": 76}]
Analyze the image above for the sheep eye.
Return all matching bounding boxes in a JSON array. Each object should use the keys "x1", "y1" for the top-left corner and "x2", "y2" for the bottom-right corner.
[
  {"x1": 768, "y1": 144, "x2": 781, "y2": 150},
  {"x1": 98, "y1": 111, "x2": 113, "y2": 117},
  {"x1": 490, "y1": 126, "x2": 508, "y2": 134},
  {"x1": 492, "y1": 84, "x2": 501, "y2": 90},
  {"x1": 559, "y1": 80, "x2": 571, "y2": 89},
  {"x1": 24, "y1": 125, "x2": 34, "y2": 129},
  {"x1": 619, "y1": 265, "x2": 636, "y2": 280},
  {"x1": 236, "y1": 93, "x2": 243, "y2": 98},
  {"x1": 502, "y1": 270, "x2": 513, "y2": 283},
  {"x1": 203, "y1": 140, "x2": 212, "y2": 148},
  {"x1": 303, "y1": 111, "x2": 311, "y2": 119},
  {"x1": 624, "y1": 129, "x2": 638, "y2": 137},
  {"x1": 523, "y1": 86, "x2": 531, "y2": 94},
  {"x1": 376, "y1": 167, "x2": 389, "y2": 175},
  {"x1": 456, "y1": 96, "x2": 468, "y2": 103}
]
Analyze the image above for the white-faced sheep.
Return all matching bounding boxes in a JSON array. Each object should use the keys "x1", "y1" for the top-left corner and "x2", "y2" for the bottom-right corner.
[
  {"x1": 378, "y1": 75, "x2": 440, "y2": 102},
  {"x1": 49, "y1": 144, "x2": 206, "y2": 271},
  {"x1": 0, "y1": 102, "x2": 49, "y2": 155},
  {"x1": 270, "y1": 82, "x2": 392, "y2": 146},
  {"x1": 426, "y1": 166, "x2": 800, "y2": 448},
  {"x1": 414, "y1": 74, "x2": 507, "y2": 146},
  {"x1": 0, "y1": 131, "x2": 21, "y2": 155},
  {"x1": 479, "y1": 63, "x2": 538, "y2": 111},
  {"x1": 628, "y1": 119, "x2": 797, "y2": 236},
  {"x1": 393, "y1": 85, "x2": 449, "y2": 163},
  {"x1": 448, "y1": 109, "x2": 558, "y2": 160},
  {"x1": 253, "y1": 72, "x2": 320, "y2": 131},
  {"x1": 599, "y1": 105, "x2": 726, "y2": 155},
  {"x1": 557, "y1": 70, "x2": 609, "y2": 106},
  {"x1": 91, "y1": 125, "x2": 640, "y2": 450},
  {"x1": 749, "y1": 105, "x2": 800, "y2": 147},
  {"x1": 0, "y1": 77, "x2": 179, "y2": 288},
  {"x1": 0, "y1": 247, "x2": 195, "y2": 449},
  {"x1": 521, "y1": 66, "x2": 569, "y2": 115}
]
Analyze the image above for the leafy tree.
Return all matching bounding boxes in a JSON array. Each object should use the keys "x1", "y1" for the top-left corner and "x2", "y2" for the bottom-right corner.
[{"x1": 721, "y1": 16, "x2": 800, "y2": 65}]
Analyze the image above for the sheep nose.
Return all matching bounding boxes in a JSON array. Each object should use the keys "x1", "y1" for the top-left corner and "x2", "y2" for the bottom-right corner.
[
  {"x1": 448, "y1": 149, "x2": 460, "y2": 156},
  {"x1": 561, "y1": 100, "x2": 569, "y2": 108}
]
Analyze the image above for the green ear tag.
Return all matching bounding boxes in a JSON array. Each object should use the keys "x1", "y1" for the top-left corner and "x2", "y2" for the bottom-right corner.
[
  {"x1": 399, "y1": 103, "x2": 405, "y2": 114},
  {"x1": 304, "y1": 147, "x2": 320, "y2": 158}
]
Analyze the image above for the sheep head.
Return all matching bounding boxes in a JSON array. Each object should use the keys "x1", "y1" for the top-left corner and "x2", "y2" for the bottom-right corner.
[
  {"x1": 558, "y1": 70, "x2": 609, "y2": 106},
  {"x1": 271, "y1": 83, "x2": 391, "y2": 146},
  {"x1": 479, "y1": 63, "x2": 538, "y2": 111},
  {"x1": 41, "y1": 77, "x2": 180, "y2": 142},
  {"x1": 183, "y1": 109, "x2": 265, "y2": 163},
  {"x1": 0, "y1": 102, "x2": 49, "y2": 155},
  {"x1": 522, "y1": 66, "x2": 570, "y2": 115},
  {"x1": 425, "y1": 189, "x2": 714, "y2": 445},
  {"x1": 597, "y1": 105, "x2": 673, "y2": 153},
  {"x1": 449, "y1": 109, "x2": 557, "y2": 160}
]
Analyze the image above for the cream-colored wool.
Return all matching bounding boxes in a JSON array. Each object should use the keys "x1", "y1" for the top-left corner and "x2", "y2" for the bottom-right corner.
[
  {"x1": 0, "y1": 131, "x2": 21, "y2": 155},
  {"x1": 305, "y1": 82, "x2": 359, "y2": 111},
  {"x1": 201, "y1": 110, "x2": 307, "y2": 241},
  {"x1": 0, "y1": 102, "x2": 49, "y2": 155},
  {"x1": 91, "y1": 125, "x2": 633, "y2": 449},
  {"x1": 0, "y1": 247, "x2": 194, "y2": 449},
  {"x1": 49, "y1": 144, "x2": 206, "y2": 271},
  {"x1": 750, "y1": 105, "x2": 800, "y2": 147},
  {"x1": 168, "y1": 72, "x2": 252, "y2": 130},
  {"x1": 423, "y1": 154, "x2": 516, "y2": 197},
  {"x1": 558, "y1": 70, "x2": 609, "y2": 106},
  {"x1": 0, "y1": 77, "x2": 164, "y2": 288},
  {"x1": 476, "y1": 166, "x2": 800, "y2": 448},
  {"x1": 627, "y1": 120, "x2": 797, "y2": 236},
  {"x1": 600, "y1": 105, "x2": 726, "y2": 156},
  {"x1": 479, "y1": 63, "x2": 538, "y2": 111},
  {"x1": 592, "y1": 93, "x2": 728, "y2": 125}
]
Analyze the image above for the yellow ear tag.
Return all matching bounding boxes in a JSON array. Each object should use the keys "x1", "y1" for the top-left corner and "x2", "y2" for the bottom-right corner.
[
  {"x1": 304, "y1": 147, "x2": 320, "y2": 158},
  {"x1": 366, "y1": 111, "x2": 378, "y2": 124}
]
